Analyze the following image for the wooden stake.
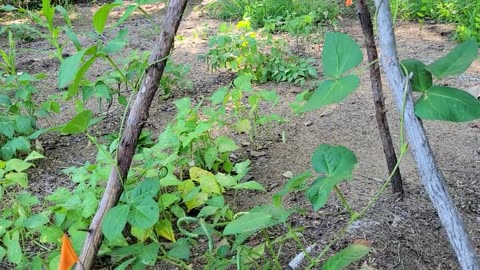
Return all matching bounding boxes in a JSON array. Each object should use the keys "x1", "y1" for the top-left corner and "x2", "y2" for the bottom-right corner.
[
  {"x1": 355, "y1": 0, "x2": 404, "y2": 196},
  {"x1": 75, "y1": 1, "x2": 188, "y2": 269},
  {"x1": 374, "y1": 0, "x2": 479, "y2": 268}
]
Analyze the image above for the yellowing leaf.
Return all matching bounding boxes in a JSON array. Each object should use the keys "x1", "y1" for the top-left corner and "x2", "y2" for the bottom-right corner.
[
  {"x1": 155, "y1": 219, "x2": 176, "y2": 242},
  {"x1": 199, "y1": 174, "x2": 222, "y2": 194},
  {"x1": 185, "y1": 192, "x2": 209, "y2": 211},
  {"x1": 189, "y1": 167, "x2": 214, "y2": 181}
]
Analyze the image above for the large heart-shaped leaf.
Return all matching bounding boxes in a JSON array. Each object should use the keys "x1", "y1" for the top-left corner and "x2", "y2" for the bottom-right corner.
[
  {"x1": 322, "y1": 32, "x2": 363, "y2": 79},
  {"x1": 128, "y1": 196, "x2": 159, "y2": 229},
  {"x1": 311, "y1": 144, "x2": 357, "y2": 178},
  {"x1": 401, "y1": 59, "x2": 432, "y2": 92},
  {"x1": 426, "y1": 39, "x2": 478, "y2": 79},
  {"x1": 415, "y1": 86, "x2": 480, "y2": 122},
  {"x1": 102, "y1": 204, "x2": 130, "y2": 242},
  {"x1": 302, "y1": 75, "x2": 360, "y2": 113}
]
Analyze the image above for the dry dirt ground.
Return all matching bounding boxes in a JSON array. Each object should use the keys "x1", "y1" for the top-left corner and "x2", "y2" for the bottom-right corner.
[{"x1": 2, "y1": 0, "x2": 480, "y2": 269}]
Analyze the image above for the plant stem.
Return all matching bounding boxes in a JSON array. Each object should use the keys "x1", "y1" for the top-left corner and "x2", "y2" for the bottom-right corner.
[{"x1": 333, "y1": 185, "x2": 353, "y2": 216}]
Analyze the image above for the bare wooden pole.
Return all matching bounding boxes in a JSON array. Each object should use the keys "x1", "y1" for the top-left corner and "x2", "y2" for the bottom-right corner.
[
  {"x1": 374, "y1": 0, "x2": 479, "y2": 268},
  {"x1": 354, "y1": 0, "x2": 403, "y2": 196},
  {"x1": 75, "y1": 1, "x2": 188, "y2": 269}
]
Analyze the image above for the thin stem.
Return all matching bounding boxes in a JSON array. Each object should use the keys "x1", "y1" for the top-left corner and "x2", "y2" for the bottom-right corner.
[
  {"x1": 263, "y1": 231, "x2": 283, "y2": 269},
  {"x1": 334, "y1": 185, "x2": 353, "y2": 216}
]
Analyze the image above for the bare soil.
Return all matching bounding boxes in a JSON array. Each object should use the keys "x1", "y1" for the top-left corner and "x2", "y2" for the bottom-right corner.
[{"x1": 2, "y1": 0, "x2": 479, "y2": 269}]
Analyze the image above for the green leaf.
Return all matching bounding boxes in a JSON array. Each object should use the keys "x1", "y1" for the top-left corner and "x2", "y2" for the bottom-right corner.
[
  {"x1": 306, "y1": 176, "x2": 342, "y2": 211},
  {"x1": 311, "y1": 144, "x2": 357, "y2": 178},
  {"x1": 94, "y1": 81, "x2": 111, "y2": 101},
  {"x1": 223, "y1": 213, "x2": 272, "y2": 235},
  {"x1": 0, "y1": 121, "x2": 14, "y2": 139},
  {"x1": 174, "y1": 97, "x2": 191, "y2": 118},
  {"x1": 321, "y1": 243, "x2": 371, "y2": 270},
  {"x1": 114, "y1": 5, "x2": 138, "y2": 28},
  {"x1": 197, "y1": 206, "x2": 219, "y2": 218},
  {"x1": 58, "y1": 49, "x2": 87, "y2": 89},
  {"x1": 6, "y1": 159, "x2": 32, "y2": 172},
  {"x1": 233, "y1": 159, "x2": 250, "y2": 179},
  {"x1": 131, "y1": 226, "x2": 151, "y2": 242},
  {"x1": 302, "y1": 76, "x2": 360, "y2": 113},
  {"x1": 215, "y1": 173, "x2": 237, "y2": 187},
  {"x1": 0, "y1": 94, "x2": 11, "y2": 106},
  {"x1": 137, "y1": 242, "x2": 159, "y2": 266},
  {"x1": 415, "y1": 86, "x2": 480, "y2": 122},
  {"x1": 109, "y1": 243, "x2": 144, "y2": 257},
  {"x1": 93, "y1": 3, "x2": 122, "y2": 34},
  {"x1": 61, "y1": 110, "x2": 93, "y2": 134},
  {"x1": 0, "y1": 4, "x2": 17, "y2": 11},
  {"x1": 24, "y1": 151, "x2": 45, "y2": 162},
  {"x1": 102, "y1": 204, "x2": 130, "y2": 242},
  {"x1": 215, "y1": 136, "x2": 238, "y2": 152},
  {"x1": 67, "y1": 51, "x2": 98, "y2": 100},
  {"x1": 131, "y1": 178, "x2": 160, "y2": 200},
  {"x1": 128, "y1": 196, "x2": 159, "y2": 229},
  {"x1": 159, "y1": 193, "x2": 179, "y2": 210},
  {"x1": 14, "y1": 116, "x2": 34, "y2": 135},
  {"x1": 55, "y1": 5, "x2": 72, "y2": 27},
  {"x1": 114, "y1": 258, "x2": 136, "y2": 270},
  {"x1": 204, "y1": 146, "x2": 218, "y2": 170},
  {"x1": 210, "y1": 86, "x2": 229, "y2": 105},
  {"x1": 233, "y1": 181, "x2": 265, "y2": 191},
  {"x1": 401, "y1": 59, "x2": 432, "y2": 92},
  {"x1": 224, "y1": 205, "x2": 290, "y2": 235},
  {"x1": 81, "y1": 190, "x2": 98, "y2": 218},
  {"x1": 426, "y1": 39, "x2": 478, "y2": 79},
  {"x1": 167, "y1": 238, "x2": 190, "y2": 259},
  {"x1": 234, "y1": 119, "x2": 252, "y2": 134},
  {"x1": 63, "y1": 26, "x2": 82, "y2": 50},
  {"x1": 322, "y1": 32, "x2": 363, "y2": 79},
  {"x1": 0, "y1": 218, "x2": 13, "y2": 237},
  {"x1": 118, "y1": 95, "x2": 128, "y2": 106},
  {"x1": 103, "y1": 30, "x2": 128, "y2": 54},
  {"x1": 3, "y1": 231, "x2": 22, "y2": 264},
  {"x1": 23, "y1": 212, "x2": 49, "y2": 229},
  {"x1": 233, "y1": 74, "x2": 253, "y2": 92},
  {"x1": 40, "y1": 226, "x2": 63, "y2": 243},
  {"x1": 273, "y1": 170, "x2": 312, "y2": 206},
  {"x1": 5, "y1": 172, "x2": 28, "y2": 188}
]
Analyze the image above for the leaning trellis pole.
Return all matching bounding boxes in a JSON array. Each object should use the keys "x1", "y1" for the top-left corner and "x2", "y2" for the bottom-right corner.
[
  {"x1": 75, "y1": 0, "x2": 189, "y2": 269},
  {"x1": 354, "y1": 0, "x2": 403, "y2": 196},
  {"x1": 374, "y1": 0, "x2": 479, "y2": 269}
]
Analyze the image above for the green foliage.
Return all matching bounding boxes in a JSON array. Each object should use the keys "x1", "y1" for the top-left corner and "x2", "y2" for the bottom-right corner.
[
  {"x1": 206, "y1": 0, "x2": 339, "y2": 30},
  {"x1": 0, "y1": 35, "x2": 59, "y2": 159},
  {"x1": 321, "y1": 243, "x2": 371, "y2": 270},
  {"x1": 397, "y1": 0, "x2": 480, "y2": 42},
  {"x1": 0, "y1": 23, "x2": 42, "y2": 42},
  {"x1": 206, "y1": 21, "x2": 317, "y2": 85},
  {"x1": 402, "y1": 39, "x2": 480, "y2": 122},
  {"x1": 292, "y1": 32, "x2": 362, "y2": 113},
  {"x1": 211, "y1": 74, "x2": 285, "y2": 140}
]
